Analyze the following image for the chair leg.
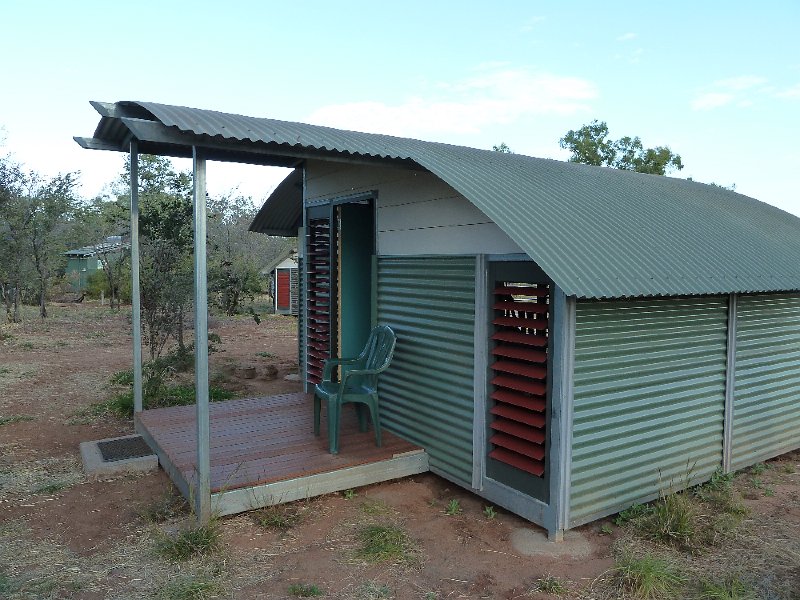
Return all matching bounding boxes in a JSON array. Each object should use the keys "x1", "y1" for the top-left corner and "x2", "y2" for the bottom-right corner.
[
  {"x1": 355, "y1": 404, "x2": 369, "y2": 432},
  {"x1": 327, "y1": 398, "x2": 340, "y2": 454},
  {"x1": 370, "y1": 394, "x2": 382, "y2": 447},
  {"x1": 313, "y1": 393, "x2": 321, "y2": 436}
]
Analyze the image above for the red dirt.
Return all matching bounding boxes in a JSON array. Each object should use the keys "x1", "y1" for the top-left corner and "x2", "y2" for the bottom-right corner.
[{"x1": 2, "y1": 302, "x2": 798, "y2": 599}]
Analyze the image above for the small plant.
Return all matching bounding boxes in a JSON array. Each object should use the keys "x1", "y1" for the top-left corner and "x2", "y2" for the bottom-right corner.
[
  {"x1": 159, "y1": 575, "x2": 220, "y2": 600},
  {"x1": 763, "y1": 486, "x2": 775, "y2": 497},
  {"x1": 749, "y1": 477, "x2": 763, "y2": 489},
  {"x1": 19, "y1": 341, "x2": 35, "y2": 350},
  {"x1": 287, "y1": 583, "x2": 323, "y2": 597},
  {"x1": 614, "y1": 552, "x2": 685, "y2": 599},
  {"x1": 109, "y1": 369, "x2": 134, "y2": 385},
  {"x1": 698, "y1": 576, "x2": 755, "y2": 599},
  {"x1": 749, "y1": 462, "x2": 767, "y2": 475},
  {"x1": 423, "y1": 593, "x2": 438, "y2": 600},
  {"x1": 256, "y1": 351, "x2": 276, "y2": 358},
  {"x1": 444, "y1": 499, "x2": 462, "y2": 516},
  {"x1": 600, "y1": 523, "x2": 614, "y2": 535},
  {"x1": 138, "y1": 493, "x2": 188, "y2": 523},
  {"x1": 0, "y1": 414, "x2": 34, "y2": 426},
  {"x1": 614, "y1": 502, "x2": 652, "y2": 526},
  {"x1": 155, "y1": 522, "x2": 221, "y2": 561},
  {"x1": 360, "y1": 498, "x2": 391, "y2": 515},
  {"x1": 356, "y1": 524, "x2": 413, "y2": 564},
  {"x1": 483, "y1": 505, "x2": 496, "y2": 519},
  {"x1": 34, "y1": 481, "x2": 66, "y2": 495},
  {"x1": 356, "y1": 580, "x2": 391, "y2": 599},
  {"x1": 251, "y1": 505, "x2": 304, "y2": 531},
  {"x1": 343, "y1": 488, "x2": 357, "y2": 500},
  {"x1": 779, "y1": 463, "x2": 795, "y2": 474},
  {"x1": 637, "y1": 491, "x2": 695, "y2": 548},
  {"x1": 0, "y1": 366, "x2": 11, "y2": 376},
  {"x1": 536, "y1": 575, "x2": 567, "y2": 595}
]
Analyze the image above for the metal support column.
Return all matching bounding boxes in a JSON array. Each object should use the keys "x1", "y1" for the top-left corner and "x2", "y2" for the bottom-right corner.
[
  {"x1": 192, "y1": 147, "x2": 211, "y2": 523},
  {"x1": 130, "y1": 141, "x2": 143, "y2": 414},
  {"x1": 723, "y1": 293, "x2": 738, "y2": 473}
]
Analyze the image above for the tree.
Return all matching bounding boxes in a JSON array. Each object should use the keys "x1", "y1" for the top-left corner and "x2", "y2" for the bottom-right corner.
[
  {"x1": 559, "y1": 120, "x2": 683, "y2": 175},
  {"x1": 0, "y1": 155, "x2": 79, "y2": 320},
  {"x1": 492, "y1": 142, "x2": 513, "y2": 153},
  {"x1": 207, "y1": 192, "x2": 294, "y2": 316},
  {"x1": 113, "y1": 155, "x2": 194, "y2": 358}
]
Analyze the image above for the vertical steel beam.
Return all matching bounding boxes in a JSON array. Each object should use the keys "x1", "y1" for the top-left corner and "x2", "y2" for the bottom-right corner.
[
  {"x1": 192, "y1": 147, "x2": 211, "y2": 523},
  {"x1": 723, "y1": 293, "x2": 738, "y2": 473},
  {"x1": 549, "y1": 292, "x2": 576, "y2": 541},
  {"x1": 130, "y1": 141, "x2": 143, "y2": 415},
  {"x1": 471, "y1": 254, "x2": 488, "y2": 490}
]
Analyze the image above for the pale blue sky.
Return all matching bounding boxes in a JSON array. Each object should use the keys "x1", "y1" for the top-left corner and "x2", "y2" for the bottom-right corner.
[{"x1": 2, "y1": 1, "x2": 798, "y2": 215}]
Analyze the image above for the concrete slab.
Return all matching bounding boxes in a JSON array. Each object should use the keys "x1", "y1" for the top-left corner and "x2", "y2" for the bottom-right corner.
[
  {"x1": 80, "y1": 434, "x2": 158, "y2": 477},
  {"x1": 511, "y1": 527, "x2": 592, "y2": 558}
]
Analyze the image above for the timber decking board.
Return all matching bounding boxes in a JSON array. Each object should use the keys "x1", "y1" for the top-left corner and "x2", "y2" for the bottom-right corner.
[{"x1": 137, "y1": 392, "x2": 423, "y2": 494}]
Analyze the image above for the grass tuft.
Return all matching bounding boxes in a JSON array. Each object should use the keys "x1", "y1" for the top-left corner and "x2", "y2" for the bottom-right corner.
[
  {"x1": 355, "y1": 525, "x2": 413, "y2": 564},
  {"x1": 698, "y1": 576, "x2": 755, "y2": 600},
  {"x1": 287, "y1": 583, "x2": 323, "y2": 597},
  {"x1": 33, "y1": 481, "x2": 67, "y2": 495},
  {"x1": 614, "y1": 552, "x2": 685, "y2": 599},
  {"x1": 360, "y1": 498, "x2": 391, "y2": 515},
  {"x1": 0, "y1": 415, "x2": 34, "y2": 427},
  {"x1": 159, "y1": 574, "x2": 221, "y2": 600},
  {"x1": 483, "y1": 505, "x2": 496, "y2": 519},
  {"x1": 356, "y1": 580, "x2": 391, "y2": 599},
  {"x1": 138, "y1": 493, "x2": 188, "y2": 523},
  {"x1": 536, "y1": 574, "x2": 567, "y2": 595},
  {"x1": 155, "y1": 522, "x2": 221, "y2": 561},
  {"x1": 251, "y1": 504, "x2": 305, "y2": 531},
  {"x1": 109, "y1": 369, "x2": 134, "y2": 385},
  {"x1": 637, "y1": 492, "x2": 695, "y2": 548}
]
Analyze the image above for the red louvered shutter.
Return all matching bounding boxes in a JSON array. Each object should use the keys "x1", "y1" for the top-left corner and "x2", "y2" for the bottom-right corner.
[
  {"x1": 488, "y1": 282, "x2": 549, "y2": 477},
  {"x1": 305, "y1": 218, "x2": 332, "y2": 385},
  {"x1": 277, "y1": 270, "x2": 290, "y2": 310}
]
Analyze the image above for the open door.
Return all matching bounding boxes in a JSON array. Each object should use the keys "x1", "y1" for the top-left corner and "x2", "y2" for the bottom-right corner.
[{"x1": 303, "y1": 197, "x2": 375, "y2": 388}]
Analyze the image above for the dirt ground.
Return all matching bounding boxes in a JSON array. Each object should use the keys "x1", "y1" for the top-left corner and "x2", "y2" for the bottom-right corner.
[{"x1": 1, "y1": 303, "x2": 799, "y2": 599}]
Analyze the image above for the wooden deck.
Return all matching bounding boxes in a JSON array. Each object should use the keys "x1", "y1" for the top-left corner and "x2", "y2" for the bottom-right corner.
[{"x1": 135, "y1": 392, "x2": 428, "y2": 515}]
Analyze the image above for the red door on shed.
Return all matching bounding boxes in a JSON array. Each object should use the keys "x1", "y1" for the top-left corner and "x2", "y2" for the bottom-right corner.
[{"x1": 277, "y1": 270, "x2": 290, "y2": 310}]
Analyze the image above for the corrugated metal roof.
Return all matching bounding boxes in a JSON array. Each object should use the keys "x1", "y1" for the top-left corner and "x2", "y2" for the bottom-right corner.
[
  {"x1": 77, "y1": 100, "x2": 800, "y2": 299},
  {"x1": 249, "y1": 168, "x2": 303, "y2": 236}
]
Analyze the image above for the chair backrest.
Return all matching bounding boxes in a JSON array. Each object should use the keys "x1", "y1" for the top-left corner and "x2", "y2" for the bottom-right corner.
[
  {"x1": 363, "y1": 325, "x2": 396, "y2": 373},
  {"x1": 345, "y1": 325, "x2": 396, "y2": 391}
]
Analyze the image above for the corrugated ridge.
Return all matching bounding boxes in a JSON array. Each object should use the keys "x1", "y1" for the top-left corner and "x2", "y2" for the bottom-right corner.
[
  {"x1": 570, "y1": 297, "x2": 728, "y2": 526},
  {"x1": 377, "y1": 256, "x2": 475, "y2": 485},
  {"x1": 89, "y1": 101, "x2": 800, "y2": 299},
  {"x1": 732, "y1": 293, "x2": 800, "y2": 470}
]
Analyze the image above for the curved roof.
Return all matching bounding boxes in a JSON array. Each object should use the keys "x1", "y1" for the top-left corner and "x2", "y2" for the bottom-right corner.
[{"x1": 76, "y1": 100, "x2": 800, "y2": 299}]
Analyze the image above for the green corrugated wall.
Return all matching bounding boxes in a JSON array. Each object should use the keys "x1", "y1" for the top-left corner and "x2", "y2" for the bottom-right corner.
[
  {"x1": 732, "y1": 293, "x2": 800, "y2": 470},
  {"x1": 570, "y1": 297, "x2": 728, "y2": 526},
  {"x1": 376, "y1": 256, "x2": 476, "y2": 486}
]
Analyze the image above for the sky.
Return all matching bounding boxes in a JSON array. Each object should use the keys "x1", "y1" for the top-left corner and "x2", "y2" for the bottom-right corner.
[{"x1": 1, "y1": 1, "x2": 799, "y2": 215}]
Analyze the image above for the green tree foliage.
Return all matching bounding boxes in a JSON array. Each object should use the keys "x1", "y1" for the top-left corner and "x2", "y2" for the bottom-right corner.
[
  {"x1": 0, "y1": 154, "x2": 79, "y2": 320},
  {"x1": 113, "y1": 155, "x2": 194, "y2": 358},
  {"x1": 559, "y1": 120, "x2": 684, "y2": 175},
  {"x1": 492, "y1": 142, "x2": 513, "y2": 153}
]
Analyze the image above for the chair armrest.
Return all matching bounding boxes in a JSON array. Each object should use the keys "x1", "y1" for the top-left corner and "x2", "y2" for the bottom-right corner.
[
  {"x1": 340, "y1": 368, "x2": 379, "y2": 389},
  {"x1": 322, "y1": 357, "x2": 359, "y2": 382}
]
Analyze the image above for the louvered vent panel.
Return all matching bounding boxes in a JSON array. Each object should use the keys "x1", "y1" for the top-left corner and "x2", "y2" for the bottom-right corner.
[
  {"x1": 305, "y1": 218, "x2": 332, "y2": 385},
  {"x1": 488, "y1": 282, "x2": 549, "y2": 477}
]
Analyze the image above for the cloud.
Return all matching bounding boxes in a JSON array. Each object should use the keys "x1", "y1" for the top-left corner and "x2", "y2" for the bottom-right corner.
[
  {"x1": 714, "y1": 76, "x2": 768, "y2": 91},
  {"x1": 691, "y1": 92, "x2": 735, "y2": 111},
  {"x1": 616, "y1": 32, "x2": 637, "y2": 41},
  {"x1": 520, "y1": 16, "x2": 545, "y2": 33},
  {"x1": 776, "y1": 83, "x2": 800, "y2": 99},
  {"x1": 306, "y1": 67, "x2": 597, "y2": 138},
  {"x1": 691, "y1": 75, "x2": 769, "y2": 111}
]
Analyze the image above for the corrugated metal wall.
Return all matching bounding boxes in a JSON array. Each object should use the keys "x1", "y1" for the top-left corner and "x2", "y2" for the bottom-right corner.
[
  {"x1": 376, "y1": 256, "x2": 476, "y2": 486},
  {"x1": 732, "y1": 293, "x2": 800, "y2": 470},
  {"x1": 570, "y1": 297, "x2": 728, "y2": 526}
]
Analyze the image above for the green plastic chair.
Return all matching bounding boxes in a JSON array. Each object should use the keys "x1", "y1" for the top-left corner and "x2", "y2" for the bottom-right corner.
[{"x1": 313, "y1": 325, "x2": 397, "y2": 454}]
